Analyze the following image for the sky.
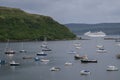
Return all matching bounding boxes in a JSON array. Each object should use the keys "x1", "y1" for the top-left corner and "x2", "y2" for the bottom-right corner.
[{"x1": 0, "y1": 0, "x2": 120, "y2": 24}]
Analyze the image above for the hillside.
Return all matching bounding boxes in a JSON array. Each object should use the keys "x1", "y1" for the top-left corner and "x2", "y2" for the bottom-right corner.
[
  {"x1": 0, "y1": 6, "x2": 76, "y2": 41},
  {"x1": 65, "y1": 23, "x2": 120, "y2": 35}
]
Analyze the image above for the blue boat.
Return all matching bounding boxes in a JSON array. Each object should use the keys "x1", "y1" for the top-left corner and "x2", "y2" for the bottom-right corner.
[
  {"x1": 34, "y1": 57, "x2": 40, "y2": 61},
  {"x1": 0, "y1": 60, "x2": 6, "y2": 65}
]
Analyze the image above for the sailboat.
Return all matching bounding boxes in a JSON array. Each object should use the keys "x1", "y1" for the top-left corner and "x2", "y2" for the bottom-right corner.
[
  {"x1": 19, "y1": 42, "x2": 27, "y2": 53},
  {"x1": 5, "y1": 39, "x2": 15, "y2": 54},
  {"x1": 41, "y1": 37, "x2": 52, "y2": 51},
  {"x1": 10, "y1": 60, "x2": 20, "y2": 66}
]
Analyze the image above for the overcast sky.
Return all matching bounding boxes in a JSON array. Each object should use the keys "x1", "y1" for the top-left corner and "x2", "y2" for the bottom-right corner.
[{"x1": 0, "y1": 0, "x2": 120, "y2": 24}]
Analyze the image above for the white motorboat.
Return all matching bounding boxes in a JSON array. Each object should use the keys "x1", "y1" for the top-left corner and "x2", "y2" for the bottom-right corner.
[
  {"x1": 96, "y1": 45, "x2": 104, "y2": 48},
  {"x1": 10, "y1": 61, "x2": 20, "y2": 66},
  {"x1": 106, "y1": 66, "x2": 118, "y2": 71},
  {"x1": 64, "y1": 62, "x2": 72, "y2": 66},
  {"x1": 50, "y1": 67, "x2": 61, "y2": 71},
  {"x1": 19, "y1": 49, "x2": 27, "y2": 53},
  {"x1": 73, "y1": 43, "x2": 81, "y2": 47},
  {"x1": 84, "y1": 31, "x2": 106, "y2": 37},
  {"x1": 96, "y1": 48, "x2": 107, "y2": 53},
  {"x1": 41, "y1": 59, "x2": 50, "y2": 62},
  {"x1": 80, "y1": 70, "x2": 90, "y2": 75}
]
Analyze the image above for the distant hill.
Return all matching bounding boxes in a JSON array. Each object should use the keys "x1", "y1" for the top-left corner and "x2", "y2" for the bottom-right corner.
[
  {"x1": 0, "y1": 6, "x2": 76, "y2": 41},
  {"x1": 65, "y1": 23, "x2": 120, "y2": 35}
]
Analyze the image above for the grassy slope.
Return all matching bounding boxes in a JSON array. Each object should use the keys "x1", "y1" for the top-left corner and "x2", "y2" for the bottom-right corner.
[{"x1": 0, "y1": 6, "x2": 76, "y2": 41}]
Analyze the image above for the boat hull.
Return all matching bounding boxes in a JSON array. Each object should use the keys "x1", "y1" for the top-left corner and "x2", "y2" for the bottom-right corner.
[
  {"x1": 81, "y1": 60, "x2": 97, "y2": 63},
  {"x1": 5, "y1": 51, "x2": 15, "y2": 54},
  {"x1": 36, "y1": 54, "x2": 47, "y2": 56}
]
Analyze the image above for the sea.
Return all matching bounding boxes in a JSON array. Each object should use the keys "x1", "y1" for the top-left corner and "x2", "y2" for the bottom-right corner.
[{"x1": 0, "y1": 35, "x2": 120, "y2": 80}]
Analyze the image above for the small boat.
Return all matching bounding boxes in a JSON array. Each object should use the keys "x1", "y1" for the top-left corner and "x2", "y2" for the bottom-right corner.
[
  {"x1": 42, "y1": 47, "x2": 52, "y2": 51},
  {"x1": 41, "y1": 59, "x2": 50, "y2": 62},
  {"x1": 75, "y1": 46, "x2": 81, "y2": 49},
  {"x1": 34, "y1": 57, "x2": 40, "y2": 61},
  {"x1": 80, "y1": 70, "x2": 90, "y2": 75},
  {"x1": 106, "y1": 66, "x2": 118, "y2": 71},
  {"x1": 96, "y1": 48, "x2": 107, "y2": 53},
  {"x1": 73, "y1": 42, "x2": 81, "y2": 47},
  {"x1": 4, "y1": 40, "x2": 16, "y2": 54},
  {"x1": 116, "y1": 54, "x2": 120, "y2": 59},
  {"x1": 74, "y1": 54, "x2": 88, "y2": 60},
  {"x1": 50, "y1": 67, "x2": 61, "y2": 71},
  {"x1": 68, "y1": 51, "x2": 76, "y2": 54},
  {"x1": 81, "y1": 59, "x2": 97, "y2": 63},
  {"x1": 22, "y1": 56, "x2": 33, "y2": 59},
  {"x1": 5, "y1": 50, "x2": 15, "y2": 54},
  {"x1": 115, "y1": 38, "x2": 120, "y2": 42},
  {"x1": 64, "y1": 62, "x2": 72, "y2": 66},
  {"x1": 19, "y1": 50, "x2": 27, "y2": 53},
  {"x1": 19, "y1": 42, "x2": 27, "y2": 53},
  {"x1": 41, "y1": 43, "x2": 47, "y2": 48},
  {"x1": 96, "y1": 45, "x2": 104, "y2": 48},
  {"x1": 10, "y1": 61, "x2": 20, "y2": 66},
  {"x1": 0, "y1": 59, "x2": 6, "y2": 65},
  {"x1": 37, "y1": 51, "x2": 47, "y2": 56}
]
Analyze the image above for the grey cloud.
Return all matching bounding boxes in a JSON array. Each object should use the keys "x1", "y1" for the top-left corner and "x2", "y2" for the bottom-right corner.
[{"x1": 0, "y1": 0, "x2": 120, "y2": 23}]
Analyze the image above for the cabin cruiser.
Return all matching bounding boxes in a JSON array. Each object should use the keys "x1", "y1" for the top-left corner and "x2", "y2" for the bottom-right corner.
[
  {"x1": 106, "y1": 66, "x2": 118, "y2": 71},
  {"x1": 50, "y1": 67, "x2": 61, "y2": 71},
  {"x1": 84, "y1": 31, "x2": 106, "y2": 37},
  {"x1": 80, "y1": 70, "x2": 90, "y2": 75}
]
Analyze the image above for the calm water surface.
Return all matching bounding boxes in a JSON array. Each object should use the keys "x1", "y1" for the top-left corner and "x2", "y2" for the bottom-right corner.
[{"x1": 0, "y1": 36, "x2": 120, "y2": 80}]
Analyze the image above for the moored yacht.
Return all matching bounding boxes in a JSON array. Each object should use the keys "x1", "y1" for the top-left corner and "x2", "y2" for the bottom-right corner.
[
  {"x1": 10, "y1": 61, "x2": 20, "y2": 66},
  {"x1": 106, "y1": 66, "x2": 118, "y2": 71}
]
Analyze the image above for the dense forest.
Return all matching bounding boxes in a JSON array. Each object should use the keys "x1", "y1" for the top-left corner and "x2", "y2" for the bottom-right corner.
[{"x1": 0, "y1": 6, "x2": 76, "y2": 41}]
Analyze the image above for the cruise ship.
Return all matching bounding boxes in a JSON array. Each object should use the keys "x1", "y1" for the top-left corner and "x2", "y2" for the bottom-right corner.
[{"x1": 84, "y1": 31, "x2": 106, "y2": 37}]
